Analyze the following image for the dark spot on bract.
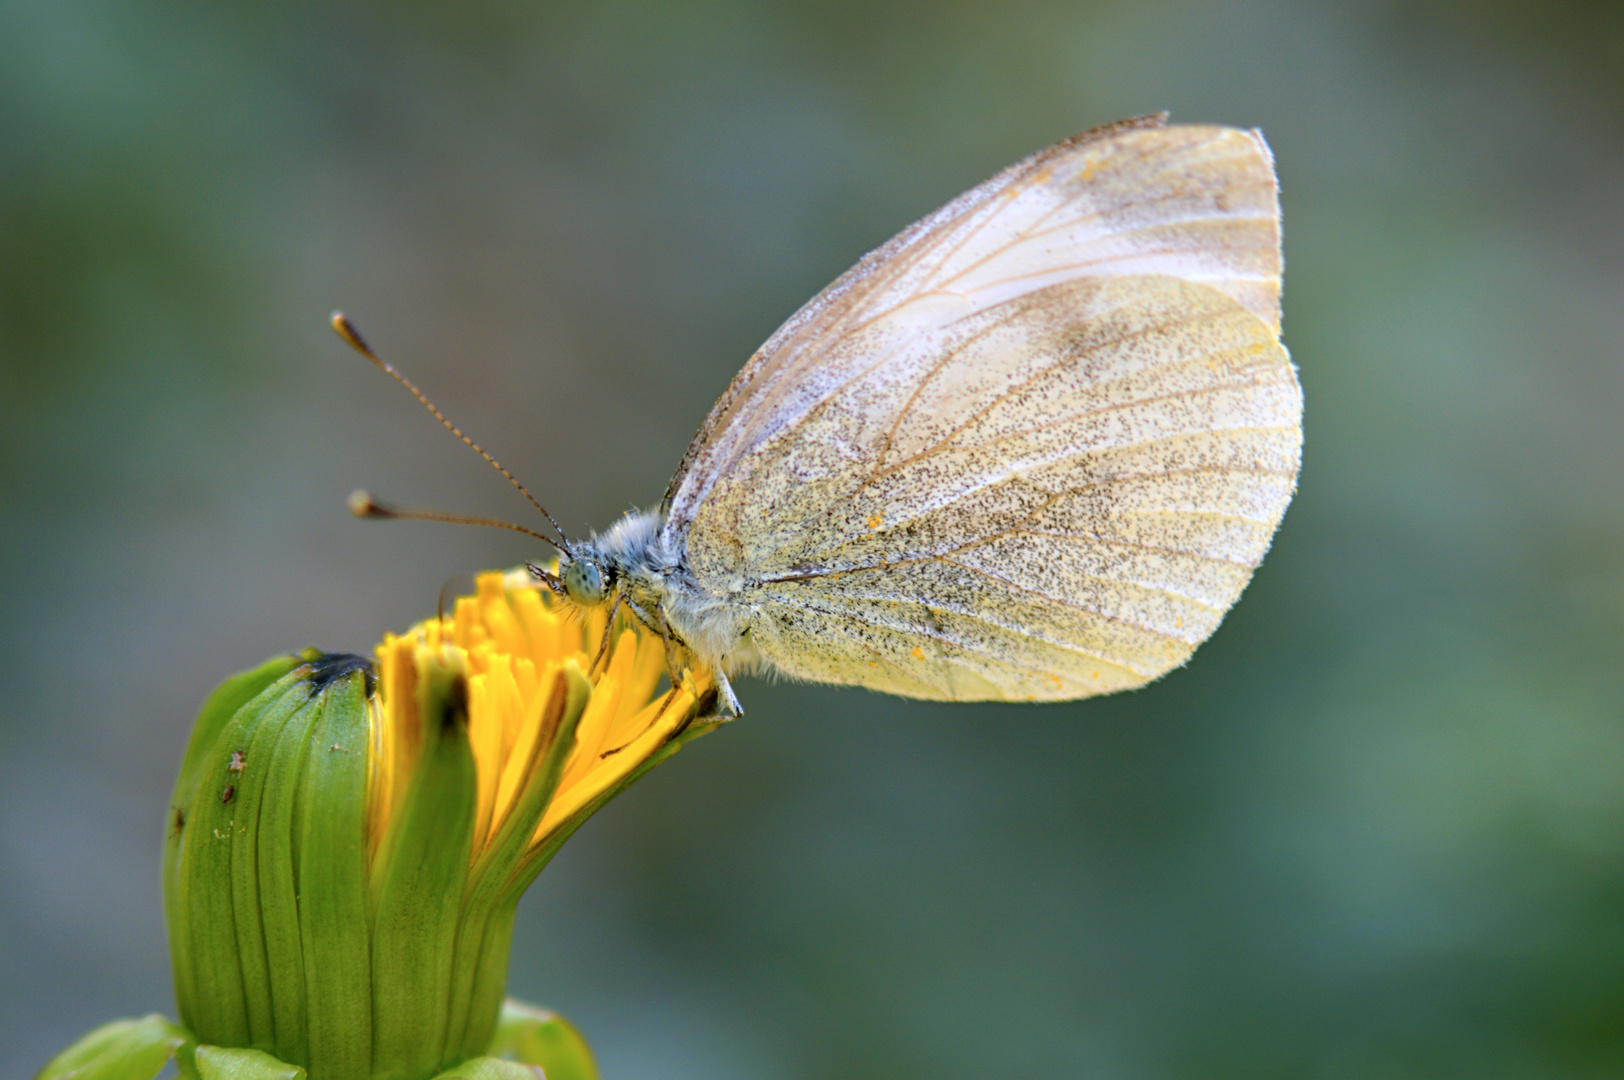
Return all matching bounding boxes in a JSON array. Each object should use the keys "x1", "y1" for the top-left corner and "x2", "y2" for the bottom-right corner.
[
  {"x1": 303, "y1": 652, "x2": 377, "y2": 698},
  {"x1": 172, "y1": 807, "x2": 186, "y2": 833},
  {"x1": 221, "y1": 785, "x2": 235, "y2": 804},
  {"x1": 438, "y1": 677, "x2": 469, "y2": 734}
]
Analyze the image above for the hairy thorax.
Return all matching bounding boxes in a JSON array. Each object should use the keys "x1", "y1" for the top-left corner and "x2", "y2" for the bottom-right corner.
[{"x1": 583, "y1": 510, "x2": 759, "y2": 675}]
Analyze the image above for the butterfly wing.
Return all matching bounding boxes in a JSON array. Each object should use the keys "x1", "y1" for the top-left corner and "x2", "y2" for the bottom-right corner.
[{"x1": 664, "y1": 117, "x2": 1302, "y2": 701}]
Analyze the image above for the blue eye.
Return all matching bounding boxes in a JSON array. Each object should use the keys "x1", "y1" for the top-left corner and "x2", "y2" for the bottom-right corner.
[{"x1": 563, "y1": 559, "x2": 607, "y2": 605}]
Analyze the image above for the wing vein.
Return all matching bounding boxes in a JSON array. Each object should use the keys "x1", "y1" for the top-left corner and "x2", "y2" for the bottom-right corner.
[
  {"x1": 769, "y1": 592, "x2": 1154, "y2": 676},
  {"x1": 937, "y1": 557, "x2": 1189, "y2": 642},
  {"x1": 869, "y1": 302, "x2": 1219, "y2": 482},
  {"x1": 873, "y1": 372, "x2": 1292, "y2": 482}
]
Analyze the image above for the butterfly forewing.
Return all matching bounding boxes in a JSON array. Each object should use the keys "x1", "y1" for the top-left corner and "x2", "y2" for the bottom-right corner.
[{"x1": 665, "y1": 118, "x2": 1302, "y2": 702}]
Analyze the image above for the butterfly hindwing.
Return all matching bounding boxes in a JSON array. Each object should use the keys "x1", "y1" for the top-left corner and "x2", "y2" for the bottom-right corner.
[{"x1": 663, "y1": 119, "x2": 1301, "y2": 701}]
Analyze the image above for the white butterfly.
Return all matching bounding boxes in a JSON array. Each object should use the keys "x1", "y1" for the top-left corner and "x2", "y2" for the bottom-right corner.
[{"x1": 345, "y1": 115, "x2": 1302, "y2": 720}]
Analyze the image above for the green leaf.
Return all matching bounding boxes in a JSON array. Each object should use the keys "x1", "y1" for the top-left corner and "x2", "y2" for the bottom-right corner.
[
  {"x1": 192, "y1": 1047, "x2": 305, "y2": 1080},
  {"x1": 432, "y1": 1057, "x2": 543, "y2": 1080},
  {"x1": 35, "y1": 1015, "x2": 193, "y2": 1080},
  {"x1": 486, "y1": 999, "x2": 599, "y2": 1080}
]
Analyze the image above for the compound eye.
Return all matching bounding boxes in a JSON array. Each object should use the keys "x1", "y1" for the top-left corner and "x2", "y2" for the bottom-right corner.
[{"x1": 562, "y1": 558, "x2": 607, "y2": 606}]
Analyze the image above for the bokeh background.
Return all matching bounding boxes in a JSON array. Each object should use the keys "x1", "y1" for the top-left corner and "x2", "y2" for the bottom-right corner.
[{"x1": 4, "y1": 1, "x2": 1622, "y2": 1076}]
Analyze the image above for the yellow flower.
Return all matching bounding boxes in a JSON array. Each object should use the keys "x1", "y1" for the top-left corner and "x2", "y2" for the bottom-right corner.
[
  {"x1": 371, "y1": 568, "x2": 712, "y2": 874},
  {"x1": 158, "y1": 570, "x2": 715, "y2": 1080}
]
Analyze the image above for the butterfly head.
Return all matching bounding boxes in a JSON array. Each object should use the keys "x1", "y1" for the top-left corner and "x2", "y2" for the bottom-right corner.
[{"x1": 560, "y1": 550, "x2": 614, "y2": 607}]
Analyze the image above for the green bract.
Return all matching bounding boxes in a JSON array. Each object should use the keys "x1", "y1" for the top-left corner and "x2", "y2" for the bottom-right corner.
[{"x1": 164, "y1": 651, "x2": 379, "y2": 1075}]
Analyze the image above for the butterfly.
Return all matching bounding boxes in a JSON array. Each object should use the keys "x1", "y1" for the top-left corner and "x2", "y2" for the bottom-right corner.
[{"x1": 339, "y1": 114, "x2": 1302, "y2": 720}]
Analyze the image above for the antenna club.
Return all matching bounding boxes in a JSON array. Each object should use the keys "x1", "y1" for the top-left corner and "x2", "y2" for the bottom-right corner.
[
  {"x1": 348, "y1": 489, "x2": 388, "y2": 518},
  {"x1": 330, "y1": 311, "x2": 373, "y2": 357}
]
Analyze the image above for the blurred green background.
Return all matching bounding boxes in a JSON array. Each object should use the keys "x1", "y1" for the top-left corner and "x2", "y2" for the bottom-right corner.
[{"x1": 4, "y1": 1, "x2": 1622, "y2": 1076}]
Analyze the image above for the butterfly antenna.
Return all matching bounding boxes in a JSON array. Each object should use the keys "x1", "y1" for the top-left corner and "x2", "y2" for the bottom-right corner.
[
  {"x1": 331, "y1": 311, "x2": 574, "y2": 558},
  {"x1": 349, "y1": 491, "x2": 566, "y2": 592},
  {"x1": 347, "y1": 489, "x2": 556, "y2": 545}
]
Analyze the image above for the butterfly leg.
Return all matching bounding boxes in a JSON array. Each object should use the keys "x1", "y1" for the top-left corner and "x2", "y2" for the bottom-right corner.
[
  {"x1": 621, "y1": 598, "x2": 742, "y2": 723},
  {"x1": 708, "y1": 666, "x2": 744, "y2": 722},
  {"x1": 621, "y1": 597, "x2": 676, "y2": 673},
  {"x1": 622, "y1": 598, "x2": 693, "y2": 705},
  {"x1": 588, "y1": 590, "x2": 625, "y2": 675},
  {"x1": 654, "y1": 604, "x2": 743, "y2": 722}
]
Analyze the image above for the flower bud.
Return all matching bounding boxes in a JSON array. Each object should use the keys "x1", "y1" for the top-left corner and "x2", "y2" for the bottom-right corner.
[{"x1": 155, "y1": 571, "x2": 716, "y2": 1080}]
